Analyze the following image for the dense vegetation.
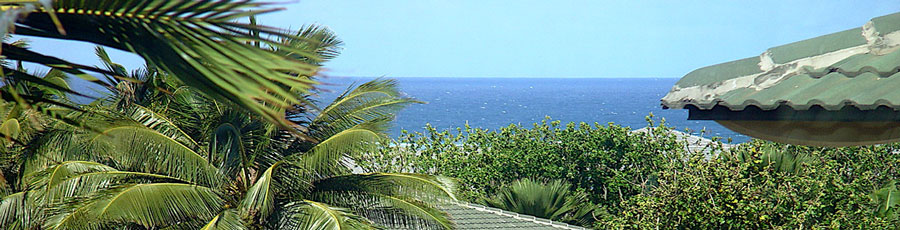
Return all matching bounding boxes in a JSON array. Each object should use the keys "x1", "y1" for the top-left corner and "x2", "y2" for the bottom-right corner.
[
  {"x1": 0, "y1": 1, "x2": 458, "y2": 229},
  {"x1": 5, "y1": 1, "x2": 899, "y2": 229},
  {"x1": 358, "y1": 117, "x2": 900, "y2": 229},
  {"x1": 0, "y1": 50, "x2": 457, "y2": 229}
]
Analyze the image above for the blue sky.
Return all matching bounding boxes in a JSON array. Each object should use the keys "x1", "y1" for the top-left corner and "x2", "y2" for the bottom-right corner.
[{"x1": 21, "y1": 0, "x2": 900, "y2": 78}]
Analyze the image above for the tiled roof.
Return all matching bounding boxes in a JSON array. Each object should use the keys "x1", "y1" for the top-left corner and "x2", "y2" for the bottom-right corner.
[
  {"x1": 662, "y1": 12, "x2": 900, "y2": 111},
  {"x1": 439, "y1": 201, "x2": 589, "y2": 230}
]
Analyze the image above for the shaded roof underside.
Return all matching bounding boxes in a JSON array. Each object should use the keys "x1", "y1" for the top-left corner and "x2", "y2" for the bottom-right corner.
[{"x1": 663, "y1": 12, "x2": 900, "y2": 111}]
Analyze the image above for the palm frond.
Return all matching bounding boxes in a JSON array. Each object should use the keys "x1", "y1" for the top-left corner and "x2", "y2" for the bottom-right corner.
[
  {"x1": 22, "y1": 161, "x2": 115, "y2": 191},
  {"x1": 240, "y1": 162, "x2": 278, "y2": 220},
  {"x1": 309, "y1": 173, "x2": 458, "y2": 230},
  {"x1": 21, "y1": 129, "x2": 98, "y2": 180},
  {"x1": 27, "y1": 162, "x2": 188, "y2": 205},
  {"x1": 485, "y1": 178, "x2": 595, "y2": 225},
  {"x1": 209, "y1": 122, "x2": 247, "y2": 179},
  {"x1": 201, "y1": 209, "x2": 247, "y2": 230},
  {"x1": 205, "y1": 110, "x2": 270, "y2": 179},
  {"x1": 125, "y1": 105, "x2": 199, "y2": 149},
  {"x1": 7, "y1": 0, "x2": 323, "y2": 130},
  {"x1": 312, "y1": 78, "x2": 421, "y2": 139},
  {"x1": 274, "y1": 24, "x2": 344, "y2": 65},
  {"x1": 313, "y1": 173, "x2": 457, "y2": 200},
  {"x1": 91, "y1": 125, "x2": 223, "y2": 186},
  {"x1": 45, "y1": 183, "x2": 224, "y2": 230},
  {"x1": 0, "y1": 191, "x2": 41, "y2": 230},
  {"x1": 299, "y1": 119, "x2": 390, "y2": 178},
  {"x1": 240, "y1": 161, "x2": 313, "y2": 221},
  {"x1": 312, "y1": 191, "x2": 452, "y2": 230},
  {"x1": 274, "y1": 200, "x2": 376, "y2": 230},
  {"x1": 93, "y1": 46, "x2": 127, "y2": 80}
]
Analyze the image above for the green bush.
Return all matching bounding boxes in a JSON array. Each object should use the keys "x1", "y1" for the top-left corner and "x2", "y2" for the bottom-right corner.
[
  {"x1": 602, "y1": 141, "x2": 900, "y2": 229},
  {"x1": 357, "y1": 117, "x2": 900, "y2": 229},
  {"x1": 485, "y1": 178, "x2": 597, "y2": 226},
  {"x1": 355, "y1": 116, "x2": 688, "y2": 211}
]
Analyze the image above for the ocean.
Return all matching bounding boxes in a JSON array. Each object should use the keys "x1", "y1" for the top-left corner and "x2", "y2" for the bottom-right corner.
[
  {"x1": 67, "y1": 76, "x2": 748, "y2": 143},
  {"x1": 316, "y1": 77, "x2": 749, "y2": 143}
]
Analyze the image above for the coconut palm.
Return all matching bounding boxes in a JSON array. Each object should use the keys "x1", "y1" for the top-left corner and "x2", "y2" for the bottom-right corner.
[
  {"x1": 0, "y1": 69, "x2": 454, "y2": 230},
  {"x1": 0, "y1": 0, "x2": 322, "y2": 137},
  {"x1": 0, "y1": 21, "x2": 454, "y2": 229},
  {"x1": 0, "y1": 64, "x2": 69, "y2": 198}
]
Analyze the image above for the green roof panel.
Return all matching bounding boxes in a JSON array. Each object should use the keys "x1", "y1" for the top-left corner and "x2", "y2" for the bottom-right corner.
[
  {"x1": 675, "y1": 57, "x2": 762, "y2": 88},
  {"x1": 806, "y1": 50, "x2": 900, "y2": 76},
  {"x1": 767, "y1": 27, "x2": 866, "y2": 64},
  {"x1": 871, "y1": 12, "x2": 900, "y2": 35}
]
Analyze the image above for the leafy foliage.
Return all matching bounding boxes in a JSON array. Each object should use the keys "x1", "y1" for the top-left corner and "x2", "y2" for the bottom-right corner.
[
  {"x1": 0, "y1": 10, "x2": 453, "y2": 228},
  {"x1": 602, "y1": 141, "x2": 900, "y2": 228},
  {"x1": 485, "y1": 178, "x2": 597, "y2": 226},
  {"x1": 361, "y1": 117, "x2": 900, "y2": 229},
  {"x1": 1, "y1": 0, "x2": 322, "y2": 131},
  {"x1": 357, "y1": 116, "x2": 686, "y2": 212}
]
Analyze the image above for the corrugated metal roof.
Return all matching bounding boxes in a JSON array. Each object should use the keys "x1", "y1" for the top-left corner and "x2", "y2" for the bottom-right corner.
[
  {"x1": 767, "y1": 28, "x2": 867, "y2": 64},
  {"x1": 662, "y1": 12, "x2": 900, "y2": 112},
  {"x1": 438, "y1": 202, "x2": 589, "y2": 230}
]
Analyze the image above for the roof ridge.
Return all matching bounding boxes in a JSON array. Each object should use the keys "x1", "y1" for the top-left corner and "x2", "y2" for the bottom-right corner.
[{"x1": 445, "y1": 200, "x2": 591, "y2": 230}]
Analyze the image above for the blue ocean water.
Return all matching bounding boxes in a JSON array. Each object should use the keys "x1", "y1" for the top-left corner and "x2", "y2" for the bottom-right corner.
[{"x1": 317, "y1": 77, "x2": 749, "y2": 143}]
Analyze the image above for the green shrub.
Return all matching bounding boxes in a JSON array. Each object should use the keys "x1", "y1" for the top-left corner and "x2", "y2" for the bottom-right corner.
[
  {"x1": 355, "y1": 116, "x2": 688, "y2": 211},
  {"x1": 602, "y1": 141, "x2": 900, "y2": 229},
  {"x1": 359, "y1": 117, "x2": 900, "y2": 229},
  {"x1": 485, "y1": 178, "x2": 597, "y2": 226}
]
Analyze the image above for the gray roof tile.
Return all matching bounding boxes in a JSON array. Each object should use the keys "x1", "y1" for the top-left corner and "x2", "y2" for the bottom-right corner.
[{"x1": 438, "y1": 202, "x2": 589, "y2": 230}]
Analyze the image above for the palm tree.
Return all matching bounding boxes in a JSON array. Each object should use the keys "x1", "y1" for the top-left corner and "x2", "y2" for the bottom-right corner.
[
  {"x1": 0, "y1": 15, "x2": 456, "y2": 229},
  {"x1": 0, "y1": 63, "x2": 455, "y2": 230},
  {"x1": 484, "y1": 178, "x2": 596, "y2": 226},
  {"x1": 0, "y1": 0, "x2": 322, "y2": 136}
]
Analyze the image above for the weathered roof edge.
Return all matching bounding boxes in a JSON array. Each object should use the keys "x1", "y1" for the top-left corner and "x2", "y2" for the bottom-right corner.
[
  {"x1": 663, "y1": 12, "x2": 900, "y2": 110},
  {"x1": 445, "y1": 200, "x2": 591, "y2": 230}
]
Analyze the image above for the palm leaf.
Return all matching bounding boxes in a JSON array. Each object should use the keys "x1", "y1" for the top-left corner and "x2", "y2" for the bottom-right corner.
[
  {"x1": 240, "y1": 161, "x2": 313, "y2": 221},
  {"x1": 299, "y1": 119, "x2": 391, "y2": 178},
  {"x1": 209, "y1": 122, "x2": 247, "y2": 178},
  {"x1": 240, "y1": 162, "x2": 279, "y2": 220},
  {"x1": 0, "y1": 191, "x2": 41, "y2": 229},
  {"x1": 312, "y1": 78, "x2": 421, "y2": 139},
  {"x1": 205, "y1": 110, "x2": 269, "y2": 179},
  {"x1": 484, "y1": 178, "x2": 595, "y2": 225},
  {"x1": 274, "y1": 24, "x2": 343, "y2": 65},
  {"x1": 7, "y1": 0, "x2": 322, "y2": 130},
  {"x1": 313, "y1": 173, "x2": 457, "y2": 200},
  {"x1": 125, "y1": 104, "x2": 199, "y2": 149},
  {"x1": 21, "y1": 129, "x2": 99, "y2": 179},
  {"x1": 45, "y1": 183, "x2": 224, "y2": 230},
  {"x1": 26, "y1": 161, "x2": 188, "y2": 205},
  {"x1": 310, "y1": 173, "x2": 458, "y2": 230},
  {"x1": 312, "y1": 191, "x2": 452, "y2": 230},
  {"x1": 22, "y1": 161, "x2": 116, "y2": 191},
  {"x1": 274, "y1": 200, "x2": 376, "y2": 230},
  {"x1": 90, "y1": 125, "x2": 223, "y2": 186},
  {"x1": 201, "y1": 209, "x2": 247, "y2": 230}
]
